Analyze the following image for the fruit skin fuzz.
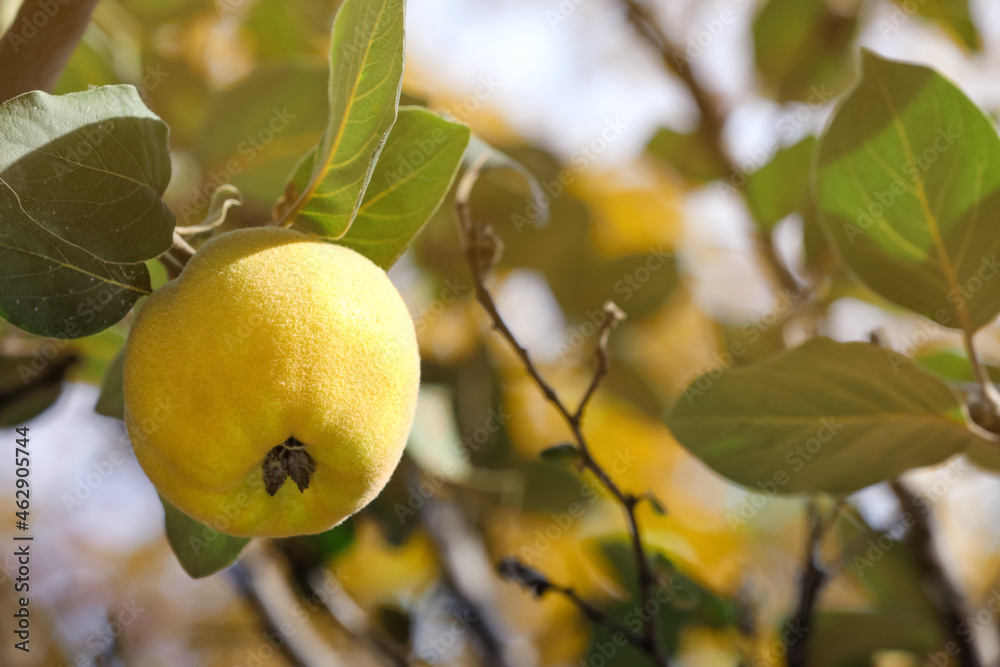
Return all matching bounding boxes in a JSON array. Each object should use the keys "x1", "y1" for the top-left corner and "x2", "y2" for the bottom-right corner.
[{"x1": 123, "y1": 227, "x2": 420, "y2": 538}]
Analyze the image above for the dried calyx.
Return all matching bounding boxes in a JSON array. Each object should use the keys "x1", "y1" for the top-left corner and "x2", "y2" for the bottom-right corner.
[{"x1": 262, "y1": 436, "x2": 316, "y2": 496}]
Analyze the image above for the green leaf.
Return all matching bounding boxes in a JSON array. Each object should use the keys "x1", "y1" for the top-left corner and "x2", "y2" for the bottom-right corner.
[
  {"x1": 160, "y1": 495, "x2": 250, "y2": 578},
  {"x1": 816, "y1": 51, "x2": 1000, "y2": 333},
  {"x1": 745, "y1": 136, "x2": 816, "y2": 231},
  {"x1": 464, "y1": 135, "x2": 550, "y2": 225},
  {"x1": 888, "y1": 0, "x2": 979, "y2": 52},
  {"x1": 666, "y1": 337, "x2": 983, "y2": 495},
  {"x1": 337, "y1": 108, "x2": 469, "y2": 268},
  {"x1": 95, "y1": 346, "x2": 125, "y2": 419},
  {"x1": 646, "y1": 126, "x2": 729, "y2": 184},
  {"x1": 0, "y1": 85, "x2": 174, "y2": 337},
  {"x1": 198, "y1": 62, "x2": 329, "y2": 204},
  {"x1": 539, "y1": 443, "x2": 579, "y2": 465},
  {"x1": 282, "y1": 0, "x2": 406, "y2": 237},
  {"x1": 753, "y1": 0, "x2": 857, "y2": 103}
]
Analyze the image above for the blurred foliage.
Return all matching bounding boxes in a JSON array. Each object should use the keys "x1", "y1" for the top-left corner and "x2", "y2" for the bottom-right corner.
[{"x1": 6, "y1": 0, "x2": 1000, "y2": 665}]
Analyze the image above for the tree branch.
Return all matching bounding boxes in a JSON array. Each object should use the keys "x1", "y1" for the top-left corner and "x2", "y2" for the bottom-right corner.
[
  {"x1": 497, "y1": 557, "x2": 647, "y2": 647},
  {"x1": 618, "y1": 0, "x2": 801, "y2": 297},
  {"x1": 784, "y1": 501, "x2": 830, "y2": 667},
  {"x1": 455, "y1": 156, "x2": 670, "y2": 667},
  {"x1": 0, "y1": 0, "x2": 101, "y2": 104},
  {"x1": 890, "y1": 480, "x2": 983, "y2": 667}
]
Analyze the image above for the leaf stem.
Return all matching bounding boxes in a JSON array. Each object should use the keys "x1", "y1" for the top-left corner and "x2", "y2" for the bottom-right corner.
[{"x1": 960, "y1": 328, "x2": 1000, "y2": 432}]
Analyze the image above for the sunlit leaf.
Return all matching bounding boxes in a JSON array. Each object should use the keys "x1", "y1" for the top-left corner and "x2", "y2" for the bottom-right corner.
[
  {"x1": 282, "y1": 0, "x2": 406, "y2": 237},
  {"x1": 282, "y1": 108, "x2": 467, "y2": 268},
  {"x1": 339, "y1": 107, "x2": 469, "y2": 268},
  {"x1": 666, "y1": 337, "x2": 984, "y2": 495},
  {"x1": 0, "y1": 86, "x2": 173, "y2": 337},
  {"x1": 816, "y1": 51, "x2": 1000, "y2": 333}
]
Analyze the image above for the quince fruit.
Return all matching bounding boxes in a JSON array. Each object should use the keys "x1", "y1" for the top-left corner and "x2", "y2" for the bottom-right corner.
[{"x1": 124, "y1": 227, "x2": 419, "y2": 537}]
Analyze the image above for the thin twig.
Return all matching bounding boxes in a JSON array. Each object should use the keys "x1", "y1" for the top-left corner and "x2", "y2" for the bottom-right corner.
[
  {"x1": 455, "y1": 156, "x2": 670, "y2": 667},
  {"x1": 618, "y1": 0, "x2": 801, "y2": 297},
  {"x1": 960, "y1": 328, "x2": 1000, "y2": 434},
  {"x1": 497, "y1": 558, "x2": 646, "y2": 647},
  {"x1": 0, "y1": 0, "x2": 101, "y2": 103},
  {"x1": 890, "y1": 480, "x2": 983, "y2": 667},
  {"x1": 784, "y1": 501, "x2": 830, "y2": 667}
]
